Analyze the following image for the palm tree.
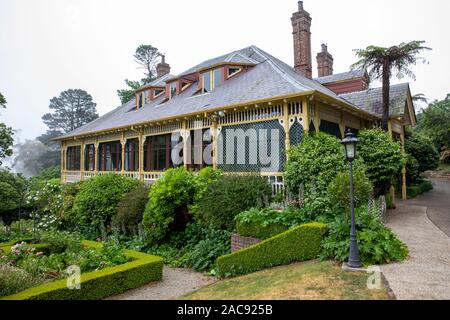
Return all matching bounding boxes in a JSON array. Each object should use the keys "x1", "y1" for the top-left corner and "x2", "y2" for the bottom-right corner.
[{"x1": 351, "y1": 41, "x2": 431, "y2": 130}]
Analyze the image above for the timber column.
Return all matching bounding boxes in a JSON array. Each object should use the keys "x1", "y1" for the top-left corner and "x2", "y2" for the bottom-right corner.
[
  {"x1": 212, "y1": 119, "x2": 218, "y2": 170},
  {"x1": 61, "y1": 142, "x2": 66, "y2": 183},
  {"x1": 283, "y1": 102, "x2": 291, "y2": 160},
  {"x1": 183, "y1": 120, "x2": 189, "y2": 169},
  {"x1": 121, "y1": 135, "x2": 126, "y2": 175},
  {"x1": 94, "y1": 139, "x2": 99, "y2": 176},
  {"x1": 80, "y1": 141, "x2": 85, "y2": 181},
  {"x1": 302, "y1": 97, "x2": 309, "y2": 132},
  {"x1": 139, "y1": 131, "x2": 144, "y2": 182},
  {"x1": 401, "y1": 126, "x2": 407, "y2": 200}
]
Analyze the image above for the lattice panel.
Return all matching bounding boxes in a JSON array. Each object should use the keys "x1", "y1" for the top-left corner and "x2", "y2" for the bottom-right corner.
[
  {"x1": 187, "y1": 118, "x2": 212, "y2": 129},
  {"x1": 217, "y1": 120, "x2": 285, "y2": 173},
  {"x1": 218, "y1": 105, "x2": 283, "y2": 126},
  {"x1": 290, "y1": 118, "x2": 304, "y2": 145}
]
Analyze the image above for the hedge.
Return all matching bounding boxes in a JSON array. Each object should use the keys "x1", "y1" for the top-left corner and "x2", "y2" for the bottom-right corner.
[
  {"x1": 1, "y1": 240, "x2": 163, "y2": 300},
  {"x1": 216, "y1": 222, "x2": 327, "y2": 277},
  {"x1": 407, "y1": 179, "x2": 433, "y2": 198},
  {"x1": 236, "y1": 220, "x2": 288, "y2": 240}
]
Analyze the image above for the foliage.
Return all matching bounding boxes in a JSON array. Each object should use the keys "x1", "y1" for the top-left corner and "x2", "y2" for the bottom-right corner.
[
  {"x1": 405, "y1": 154, "x2": 420, "y2": 183},
  {"x1": 113, "y1": 184, "x2": 149, "y2": 235},
  {"x1": 189, "y1": 167, "x2": 222, "y2": 220},
  {"x1": 40, "y1": 231, "x2": 83, "y2": 254},
  {"x1": 199, "y1": 175, "x2": 272, "y2": 231},
  {"x1": 117, "y1": 79, "x2": 144, "y2": 104},
  {"x1": 0, "y1": 123, "x2": 13, "y2": 166},
  {"x1": 351, "y1": 41, "x2": 431, "y2": 130},
  {"x1": 327, "y1": 163, "x2": 373, "y2": 214},
  {"x1": 71, "y1": 174, "x2": 139, "y2": 235},
  {"x1": 134, "y1": 45, "x2": 161, "y2": 80},
  {"x1": 285, "y1": 132, "x2": 346, "y2": 198},
  {"x1": 415, "y1": 94, "x2": 450, "y2": 154},
  {"x1": 320, "y1": 207, "x2": 408, "y2": 265},
  {"x1": 357, "y1": 129, "x2": 404, "y2": 193},
  {"x1": 42, "y1": 89, "x2": 98, "y2": 134},
  {"x1": 0, "y1": 169, "x2": 28, "y2": 226},
  {"x1": 13, "y1": 140, "x2": 59, "y2": 177},
  {"x1": 407, "y1": 179, "x2": 433, "y2": 198},
  {"x1": 1, "y1": 240, "x2": 163, "y2": 300},
  {"x1": 142, "y1": 168, "x2": 197, "y2": 244},
  {"x1": 0, "y1": 91, "x2": 6, "y2": 107},
  {"x1": 216, "y1": 222, "x2": 327, "y2": 277},
  {"x1": 405, "y1": 133, "x2": 440, "y2": 174},
  {"x1": 0, "y1": 265, "x2": 45, "y2": 297},
  {"x1": 235, "y1": 208, "x2": 288, "y2": 239}
]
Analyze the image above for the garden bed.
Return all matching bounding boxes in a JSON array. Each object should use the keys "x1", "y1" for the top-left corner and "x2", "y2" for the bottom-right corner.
[{"x1": 0, "y1": 239, "x2": 163, "y2": 300}]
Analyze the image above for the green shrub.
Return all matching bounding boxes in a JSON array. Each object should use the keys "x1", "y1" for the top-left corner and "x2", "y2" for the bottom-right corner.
[
  {"x1": 320, "y1": 207, "x2": 408, "y2": 265},
  {"x1": 70, "y1": 174, "x2": 139, "y2": 235},
  {"x1": 142, "y1": 167, "x2": 197, "y2": 244},
  {"x1": 357, "y1": 129, "x2": 404, "y2": 193},
  {"x1": 407, "y1": 179, "x2": 433, "y2": 198},
  {"x1": 285, "y1": 132, "x2": 346, "y2": 197},
  {"x1": 405, "y1": 133, "x2": 440, "y2": 174},
  {"x1": 199, "y1": 175, "x2": 271, "y2": 230},
  {"x1": 189, "y1": 167, "x2": 222, "y2": 220},
  {"x1": 327, "y1": 163, "x2": 373, "y2": 215},
  {"x1": 113, "y1": 184, "x2": 149, "y2": 235},
  {"x1": 235, "y1": 208, "x2": 288, "y2": 239},
  {"x1": 0, "y1": 265, "x2": 45, "y2": 297},
  {"x1": 1, "y1": 240, "x2": 163, "y2": 300},
  {"x1": 405, "y1": 154, "x2": 421, "y2": 183},
  {"x1": 216, "y1": 222, "x2": 327, "y2": 277},
  {"x1": 41, "y1": 231, "x2": 83, "y2": 254}
]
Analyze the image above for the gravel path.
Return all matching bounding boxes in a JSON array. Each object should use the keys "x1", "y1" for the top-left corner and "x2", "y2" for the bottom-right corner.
[
  {"x1": 106, "y1": 266, "x2": 216, "y2": 300},
  {"x1": 381, "y1": 201, "x2": 450, "y2": 299}
]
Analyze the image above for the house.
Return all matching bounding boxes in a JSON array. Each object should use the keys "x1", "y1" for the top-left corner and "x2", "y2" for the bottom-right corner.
[{"x1": 56, "y1": 1, "x2": 415, "y2": 199}]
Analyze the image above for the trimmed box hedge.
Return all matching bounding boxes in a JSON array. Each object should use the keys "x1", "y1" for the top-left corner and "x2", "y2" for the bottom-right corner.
[
  {"x1": 216, "y1": 222, "x2": 327, "y2": 277},
  {"x1": 1, "y1": 240, "x2": 163, "y2": 300}
]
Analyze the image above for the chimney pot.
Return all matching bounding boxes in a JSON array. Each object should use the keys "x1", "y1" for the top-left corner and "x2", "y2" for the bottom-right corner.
[
  {"x1": 321, "y1": 44, "x2": 327, "y2": 52},
  {"x1": 298, "y1": 1, "x2": 303, "y2": 11},
  {"x1": 317, "y1": 44, "x2": 333, "y2": 77},
  {"x1": 156, "y1": 54, "x2": 170, "y2": 78}
]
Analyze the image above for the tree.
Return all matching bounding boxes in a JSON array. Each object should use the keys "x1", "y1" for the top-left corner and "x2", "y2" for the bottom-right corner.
[
  {"x1": 134, "y1": 45, "x2": 161, "y2": 80},
  {"x1": 405, "y1": 133, "x2": 439, "y2": 174},
  {"x1": 352, "y1": 41, "x2": 431, "y2": 130},
  {"x1": 117, "y1": 44, "x2": 162, "y2": 104},
  {"x1": 0, "y1": 169, "x2": 27, "y2": 226},
  {"x1": 42, "y1": 89, "x2": 98, "y2": 134},
  {"x1": 13, "y1": 140, "x2": 59, "y2": 177},
  {"x1": 0, "y1": 91, "x2": 13, "y2": 166}
]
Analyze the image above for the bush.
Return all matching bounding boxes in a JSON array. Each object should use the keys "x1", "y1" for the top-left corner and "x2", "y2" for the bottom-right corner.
[
  {"x1": 199, "y1": 175, "x2": 271, "y2": 231},
  {"x1": 1, "y1": 240, "x2": 163, "y2": 300},
  {"x1": 142, "y1": 168, "x2": 197, "y2": 244},
  {"x1": 70, "y1": 174, "x2": 139, "y2": 235},
  {"x1": 113, "y1": 184, "x2": 149, "y2": 235},
  {"x1": 357, "y1": 129, "x2": 404, "y2": 193},
  {"x1": 0, "y1": 265, "x2": 44, "y2": 297},
  {"x1": 40, "y1": 231, "x2": 83, "y2": 254},
  {"x1": 216, "y1": 222, "x2": 327, "y2": 277},
  {"x1": 327, "y1": 162, "x2": 373, "y2": 214},
  {"x1": 320, "y1": 207, "x2": 408, "y2": 265},
  {"x1": 405, "y1": 133, "x2": 440, "y2": 174},
  {"x1": 285, "y1": 132, "x2": 346, "y2": 197},
  {"x1": 189, "y1": 167, "x2": 222, "y2": 220},
  {"x1": 407, "y1": 179, "x2": 433, "y2": 198},
  {"x1": 235, "y1": 208, "x2": 288, "y2": 239},
  {"x1": 405, "y1": 154, "x2": 420, "y2": 183}
]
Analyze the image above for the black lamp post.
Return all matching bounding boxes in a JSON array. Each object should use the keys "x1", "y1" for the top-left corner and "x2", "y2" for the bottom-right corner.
[{"x1": 341, "y1": 130, "x2": 362, "y2": 268}]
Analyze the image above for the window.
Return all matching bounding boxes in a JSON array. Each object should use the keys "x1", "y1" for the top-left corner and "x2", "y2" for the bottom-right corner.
[
  {"x1": 98, "y1": 141, "x2": 122, "y2": 171},
  {"x1": 188, "y1": 128, "x2": 212, "y2": 171},
  {"x1": 202, "y1": 72, "x2": 211, "y2": 93},
  {"x1": 145, "y1": 90, "x2": 150, "y2": 104},
  {"x1": 66, "y1": 146, "x2": 81, "y2": 171},
  {"x1": 181, "y1": 81, "x2": 192, "y2": 92},
  {"x1": 144, "y1": 134, "x2": 173, "y2": 171},
  {"x1": 202, "y1": 68, "x2": 223, "y2": 93},
  {"x1": 170, "y1": 82, "x2": 177, "y2": 99},
  {"x1": 137, "y1": 93, "x2": 144, "y2": 109},
  {"x1": 214, "y1": 68, "x2": 222, "y2": 88},
  {"x1": 154, "y1": 89, "x2": 164, "y2": 98},
  {"x1": 84, "y1": 144, "x2": 95, "y2": 171},
  {"x1": 125, "y1": 139, "x2": 139, "y2": 172},
  {"x1": 227, "y1": 66, "x2": 242, "y2": 78}
]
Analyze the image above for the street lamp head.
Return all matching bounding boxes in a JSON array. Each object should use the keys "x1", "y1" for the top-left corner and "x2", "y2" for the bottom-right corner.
[{"x1": 341, "y1": 130, "x2": 359, "y2": 162}]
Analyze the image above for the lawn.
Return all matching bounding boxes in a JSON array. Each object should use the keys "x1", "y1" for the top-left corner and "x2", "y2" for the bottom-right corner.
[{"x1": 181, "y1": 260, "x2": 391, "y2": 300}]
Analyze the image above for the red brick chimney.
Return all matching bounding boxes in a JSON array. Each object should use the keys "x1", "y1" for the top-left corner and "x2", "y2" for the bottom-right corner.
[
  {"x1": 316, "y1": 44, "x2": 334, "y2": 77},
  {"x1": 156, "y1": 54, "x2": 171, "y2": 78},
  {"x1": 291, "y1": 1, "x2": 312, "y2": 79}
]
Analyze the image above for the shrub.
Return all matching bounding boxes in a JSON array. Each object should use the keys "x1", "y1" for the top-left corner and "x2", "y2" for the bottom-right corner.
[
  {"x1": 0, "y1": 265, "x2": 44, "y2": 297},
  {"x1": 142, "y1": 168, "x2": 197, "y2": 244},
  {"x1": 405, "y1": 154, "x2": 420, "y2": 183},
  {"x1": 285, "y1": 132, "x2": 346, "y2": 197},
  {"x1": 357, "y1": 129, "x2": 404, "y2": 193},
  {"x1": 216, "y1": 222, "x2": 327, "y2": 277},
  {"x1": 70, "y1": 174, "x2": 139, "y2": 235},
  {"x1": 40, "y1": 231, "x2": 83, "y2": 254},
  {"x1": 199, "y1": 175, "x2": 271, "y2": 230},
  {"x1": 235, "y1": 208, "x2": 288, "y2": 239},
  {"x1": 327, "y1": 163, "x2": 373, "y2": 215},
  {"x1": 113, "y1": 184, "x2": 149, "y2": 235},
  {"x1": 189, "y1": 167, "x2": 222, "y2": 220},
  {"x1": 320, "y1": 207, "x2": 408, "y2": 265},
  {"x1": 407, "y1": 179, "x2": 433, "y2": 198},
  {"x1": 405, "y1": 133, "x2": 440, "y2": 174}
]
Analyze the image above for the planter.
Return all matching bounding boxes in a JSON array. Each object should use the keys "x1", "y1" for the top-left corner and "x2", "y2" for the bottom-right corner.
[{"x1": 231, "y1": 234, "x2": 261, "y2": 252}]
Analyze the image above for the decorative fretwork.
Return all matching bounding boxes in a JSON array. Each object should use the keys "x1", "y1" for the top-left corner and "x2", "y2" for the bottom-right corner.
[
  {"x1": 143, "y1": 121, "x2": 182, "y2": 136},
  {"x1": 217, "y1": 120, "x2": 285, "y2": 173},
  {"x1": 288, "y1": 101, "x2": 303, "y2": 115},
  {"x1": 187, "y1": 118, "x2": 212, "y2": 130},
  {"x1": 218, "y1": 105, "x2": 283, "y2": 126}
]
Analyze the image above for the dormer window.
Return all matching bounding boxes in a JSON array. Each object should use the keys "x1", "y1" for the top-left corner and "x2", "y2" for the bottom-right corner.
[
  {"x1": 170, "y1": 82, "x2": 177, "y2": 99},
  {"x1": 154, "y1": 89, "x2": 164, "y2": 98},
  {"x1": 202, "y1": 72, "x2": 212, "y2": 93},
  {"x1": 181, "y1": 80, "x2": 192, "y2": 92},
  {"x1": 138, "y1": 92, "x2": 144, "y2": 109},
  {"x1": 227, "y1": 66, "x2": 242, "y2": 78},
  {"x1": 202, "y1": 68, "x2": 223, "y2": 93}
]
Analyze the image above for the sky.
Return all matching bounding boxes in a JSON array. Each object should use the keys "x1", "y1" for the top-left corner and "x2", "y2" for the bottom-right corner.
[{"x1": 0, "y1": 0, "x2": 449, "y2": 144}]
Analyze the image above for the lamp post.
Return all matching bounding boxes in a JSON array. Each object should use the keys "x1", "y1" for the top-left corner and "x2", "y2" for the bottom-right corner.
[{"x1": 341, "y1": 130, "x2": 362, "y2": 268}]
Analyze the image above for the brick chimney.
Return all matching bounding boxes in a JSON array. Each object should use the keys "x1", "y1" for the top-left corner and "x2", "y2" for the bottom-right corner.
[
  {"x1": 156, "y1": 54, "x2": 171, "y2": 78},
  {"x1": 316, "y1": 44, "x2": 334, "y2": 77},
  {"x1": 291, "y1": 1, "x2": 312, "y2": 79}
]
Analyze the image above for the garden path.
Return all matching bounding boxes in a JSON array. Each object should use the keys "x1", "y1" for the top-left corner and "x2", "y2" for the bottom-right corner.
[
  {"x1": 381, "y1": 179, "x2": 450, "y2": 299},
  {"x1": 105, "y1": 266, "x2": 216, "y2": 300}
]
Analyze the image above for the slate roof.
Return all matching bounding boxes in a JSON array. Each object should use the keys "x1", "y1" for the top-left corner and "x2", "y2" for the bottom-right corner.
[
  {"x1": 137, "y1": 73, "x2": 175, "y2": 90},
  {"x1": 339, "y1": 83, "x2": 410, "y2": 118},
  {"x1": 57, "y1": 46, "x2": 380, "y2": 140},
  {"x1": 315, "y1": 69, "x2": 367, "y2": 85}
]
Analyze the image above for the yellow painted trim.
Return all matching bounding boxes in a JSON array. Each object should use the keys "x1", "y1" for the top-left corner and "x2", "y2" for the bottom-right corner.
[
  {"x1": 283, "y1": 102, "x2": 290, "y2": 160},
  {"x1": 212, "y1": 120, "x2": 218, "y2": 170}
]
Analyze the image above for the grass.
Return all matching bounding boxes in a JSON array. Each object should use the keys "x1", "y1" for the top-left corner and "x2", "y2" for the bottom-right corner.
[{"x1": 181, "y1": 260, "x2": 391, "y2": 300}]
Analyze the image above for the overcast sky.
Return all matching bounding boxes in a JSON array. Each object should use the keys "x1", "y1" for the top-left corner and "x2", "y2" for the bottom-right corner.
[{"x1": 1, "y1": 0, "x2": 449, "y2": 143}]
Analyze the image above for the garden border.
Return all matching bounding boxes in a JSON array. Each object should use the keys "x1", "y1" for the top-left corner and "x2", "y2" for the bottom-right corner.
[{"x1": 0, "y1": 240, "x2": 163, "y2": 300}]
